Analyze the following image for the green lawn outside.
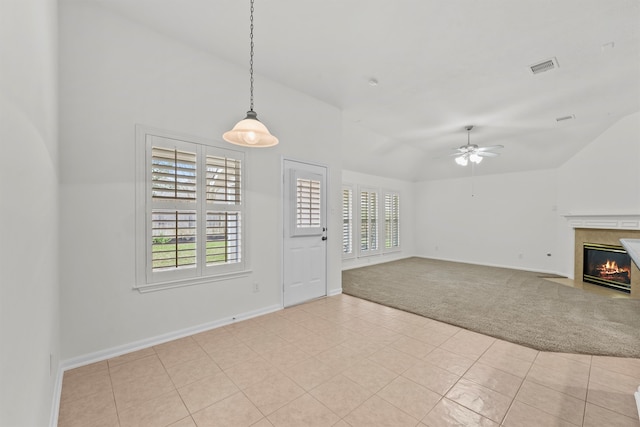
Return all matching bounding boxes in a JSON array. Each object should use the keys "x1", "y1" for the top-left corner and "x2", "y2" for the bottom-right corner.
[{"x1": 152, "y1": 241, "x2": 233, "y2": 269}]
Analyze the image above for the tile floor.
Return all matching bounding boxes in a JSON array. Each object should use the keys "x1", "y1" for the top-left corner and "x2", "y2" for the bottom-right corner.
[
  {"x1": 57, "y1": 294, "x2": 640, "y2": 427},
  {"x1": 544, "y1": 277, "x2": 634, "y2": 300}
]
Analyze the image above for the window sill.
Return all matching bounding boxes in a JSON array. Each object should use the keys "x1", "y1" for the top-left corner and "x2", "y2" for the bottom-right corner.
[
  {"x1": 357, "y1": 251, "x2": 382, "y2": 257},
  {"x1": 383, "y1": 248, "x2": 402, "y2": 254},
  {"x1": 134, "y1": 269, "x2": 252, "y2": 293}
]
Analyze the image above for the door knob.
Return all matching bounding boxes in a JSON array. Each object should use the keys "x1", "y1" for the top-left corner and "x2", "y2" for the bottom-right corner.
[{"x1": 322, "y1": 236, "x2": 327, "y2": 241}]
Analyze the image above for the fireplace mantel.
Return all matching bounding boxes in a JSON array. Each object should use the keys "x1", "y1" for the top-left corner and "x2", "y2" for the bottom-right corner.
[{"x1": 563, "y1": 213, "x2": 640, "y2": 230}]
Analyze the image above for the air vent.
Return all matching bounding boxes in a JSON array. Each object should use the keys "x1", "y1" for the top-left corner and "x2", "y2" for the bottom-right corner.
[
  {"x1": 529, "y1": 57, "x2": 559, "y2": 74},
  {"x1": 556, "y1": 114, "x2": 575, "y2": 122}
]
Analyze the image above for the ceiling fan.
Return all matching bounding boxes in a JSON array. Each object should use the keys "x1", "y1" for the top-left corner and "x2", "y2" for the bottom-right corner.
[{"x1": 451, "y1": 125, "x2": 503, "y2": 166}]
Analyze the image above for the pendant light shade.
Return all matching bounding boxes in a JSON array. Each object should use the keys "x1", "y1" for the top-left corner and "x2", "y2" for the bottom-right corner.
[
  {"x1": 223, "y1": 110, "x2": 278, "y2": 147},
  {"x1": 223, "y1": 0, "x2": 278, "y2": 148}
]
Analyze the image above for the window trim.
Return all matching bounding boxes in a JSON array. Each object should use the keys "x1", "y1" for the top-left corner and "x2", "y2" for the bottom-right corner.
[{"x1": 135, "y1": 125, "x2": 250, "y2": 293}]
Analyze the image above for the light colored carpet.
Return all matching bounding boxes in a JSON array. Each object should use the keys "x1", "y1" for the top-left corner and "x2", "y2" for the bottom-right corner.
[{"x1": 342, "y1": 257, "x2": 640, "y2": 357}]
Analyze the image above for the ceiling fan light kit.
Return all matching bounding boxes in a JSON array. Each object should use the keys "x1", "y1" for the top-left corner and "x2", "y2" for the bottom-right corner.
[
  {"x1": 455, "y1": 155, "x2": 468, "y2": 166},
  {"x1": 223, "y1": 0, "x2": 278, "y2": 148},
  {"x1": 453, "y1": 125, "x2": 502, "y2": 167}
]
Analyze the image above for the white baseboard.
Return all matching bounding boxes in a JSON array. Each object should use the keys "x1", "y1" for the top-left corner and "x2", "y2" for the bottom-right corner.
[
  {"x1": 328, "y1": 288, "x2": 343, "y2": 297},
  {"x1": 50, "y1": 303, "x2": 282, "y2": 427},
  {"x1": 342, "y1": 254, "x2": 412, "y2": 271},
  {"x1": 414, "y1": 255, "x2": 566, "y2": 278},
  {"x1": 60, "y1": 303, "x2": 282, "y2": 371}
]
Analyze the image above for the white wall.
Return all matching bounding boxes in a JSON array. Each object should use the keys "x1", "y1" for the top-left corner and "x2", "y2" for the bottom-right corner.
[
  {"x1": 0, "y1": 0, "x2": 60, "y2": 425},
  {"x1": 59, "y1": 2, "x2": 343, "y2": 361},
  {"x1": 555, "y1": 112, "x2": 640, "y2": 276},
  {"x1": 414, "y1": 169, "x2": 560, "y2": 273},
  {"x1": 342, "y1": 170, "x2": 415, "y2": 270},
  {"x1": 409, "y1": 112, "x2": 639, "y2": 277},
  {"x1": 557, "y1": 112, "x2": 640, "y2": 216}
]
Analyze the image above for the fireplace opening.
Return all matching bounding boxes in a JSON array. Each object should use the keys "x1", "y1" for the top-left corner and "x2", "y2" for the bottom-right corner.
[{"x1": 583, "y1": 243, "x2": 631, "y2": 293}]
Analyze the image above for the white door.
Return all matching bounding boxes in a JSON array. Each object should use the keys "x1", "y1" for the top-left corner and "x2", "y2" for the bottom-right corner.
[{"x1": 283, "y1": 159, "x2": 328, "y2": 307}]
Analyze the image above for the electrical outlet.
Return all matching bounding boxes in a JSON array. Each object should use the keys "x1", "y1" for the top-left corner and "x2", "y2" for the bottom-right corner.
[{"x1": 253, "y1": 282, "x2": 259, "y2": 293}]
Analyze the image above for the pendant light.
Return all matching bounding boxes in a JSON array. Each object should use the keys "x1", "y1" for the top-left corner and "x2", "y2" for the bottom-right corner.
[{"x1": 223, "y1": 0, "x2": 278, "y2": 147}]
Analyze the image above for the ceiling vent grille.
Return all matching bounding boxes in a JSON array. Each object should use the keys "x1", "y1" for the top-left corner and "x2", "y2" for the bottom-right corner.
[{"x1": 529, "y1": 57, "x2": 559, "y2": 74}]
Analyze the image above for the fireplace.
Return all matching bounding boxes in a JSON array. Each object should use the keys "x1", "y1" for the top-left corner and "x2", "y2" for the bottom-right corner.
[
  {"x1": 567, "y1": 218, "x2": 640, "y2": 299},
  {"x1": 583, "y1": 243, "x2": 632, "y2": 293}
]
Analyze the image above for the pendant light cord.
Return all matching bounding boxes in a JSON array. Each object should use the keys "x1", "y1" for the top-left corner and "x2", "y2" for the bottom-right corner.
[{"x1": 249, "y1": 0, "x2": 255, "y2": 112}]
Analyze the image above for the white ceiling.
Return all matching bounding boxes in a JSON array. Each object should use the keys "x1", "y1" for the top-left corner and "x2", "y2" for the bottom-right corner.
[{"x1": 76, "y1": 0, "x2": 639, "y2": 181}]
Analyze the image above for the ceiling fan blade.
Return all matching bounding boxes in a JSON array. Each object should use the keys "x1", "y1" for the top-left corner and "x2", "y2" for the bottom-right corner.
[
  {"x1": 477, "y1": 151, "x2": 500, "y2": 157},
  {"x1": 475, "y1": 145, "x2": 504, "y2": 151}
]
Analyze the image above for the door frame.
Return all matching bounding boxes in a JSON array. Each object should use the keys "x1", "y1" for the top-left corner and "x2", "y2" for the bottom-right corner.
[{"x1": 281, "y1": 156, "x2": 329, "y2": 308}]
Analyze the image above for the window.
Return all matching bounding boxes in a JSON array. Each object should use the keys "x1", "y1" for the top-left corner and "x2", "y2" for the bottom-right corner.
[
  {"x1": 296, "y1": 177, "x2": 321, "y2": 228},
  {"x1": 342, "y1": 186, "x2": 354, "y2": 257},
  {"x1": 136, "y1": 127, "x2": 246, "y2": 291},
  {"x1": 359, "y1": 189, "x2": 378, "y2": 253},
  {"x1": 347, "y1": 186, "x2": 401, "y2": 259},
  {"x1": 150, "y1": 147, "x2": 197, "y2": 272},
  {"x1": 205, "y1": 155, "x2": 242, "y2": 266},
  {"x1": 384, "y1": 192, "x2": 400, "y2": 251},
  {"x1": 288, "y1": 169, "x2": 324, "y2": 237}
]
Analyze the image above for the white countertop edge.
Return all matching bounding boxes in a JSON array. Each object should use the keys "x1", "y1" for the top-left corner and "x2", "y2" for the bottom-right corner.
[{"x1": 620, "y1": 239, "x2": 640, "y2": 270}]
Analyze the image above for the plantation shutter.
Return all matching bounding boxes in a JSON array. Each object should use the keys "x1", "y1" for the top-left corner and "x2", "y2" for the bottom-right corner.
[
  {"x1": 289, "y1": 169, "x2": 323, "y2": 237},
  {"x1": 205, "y1": 153, "x2": 243, "y2": 267},
  {"x1": 151, "y1": 147, "x2": 196, "y2": 200},
  {"x1": 206, "y1": 212, "x2": 241, "y2": 265},
  {"x1": 206, "y1": 156, "x2": 241, "y2": 204},
  {"x1": 297, "y1": 178, "x2": 321, "y2": 228},
  {"x1": 384, "y1": 193, "x2": 400, "y2": 249},
  {"x1": 150, "y1": 146, "x2": 198, "y2": 273},
  {"x1": 151, "y1": 210, "x2": 197, "y2": 270},
  {"x1": 360, "y1": 190, "x2": 378, "y2": 251},
  {"x1": 342, "y1": 188, "x2": 353, "y2": 255},
  {"x1": 360, "y1": 192, "x2": 369, "y2": 251}
]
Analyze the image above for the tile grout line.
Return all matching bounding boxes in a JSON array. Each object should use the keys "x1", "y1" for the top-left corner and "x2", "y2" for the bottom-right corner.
[
  {"x1": 498, "y1": 345, "x2": 540, "y2": 426},
  {"x1": 442, "y1": 337, "x2": 513, "y2": 425},
  {"x1": 107, "y1": 356, "x2": 122, "y2": 427},
  {"x1": 581, "y1": 355, "x2": 592, "y2": 427},
  {"x1": 153, "y1": 341, "x2": 196, "y2": 424}
]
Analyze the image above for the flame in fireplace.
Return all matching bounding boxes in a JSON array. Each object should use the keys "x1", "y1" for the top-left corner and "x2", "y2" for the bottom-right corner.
[
  {"x1": 597, "y1": 259, "x2": 630, "y2": 276},
  {"x1": 604, "y1": 260, "x2": 618, "y2": 273}
]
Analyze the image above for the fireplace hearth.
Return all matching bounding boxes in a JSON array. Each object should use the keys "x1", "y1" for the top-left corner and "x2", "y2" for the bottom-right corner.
[{"x1": 583, "y1": 243, "x2": 631, "y2": 293}]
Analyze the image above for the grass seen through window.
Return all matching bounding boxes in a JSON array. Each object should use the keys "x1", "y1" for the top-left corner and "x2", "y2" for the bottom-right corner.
[{"x1": 152, "y1": 240, "x2": 234, "y2": 270}]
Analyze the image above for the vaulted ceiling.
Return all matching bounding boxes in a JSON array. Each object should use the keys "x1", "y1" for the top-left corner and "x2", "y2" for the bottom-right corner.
[{"x1": 74, "y1": 0, "x2": 639, "y2": 181}]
